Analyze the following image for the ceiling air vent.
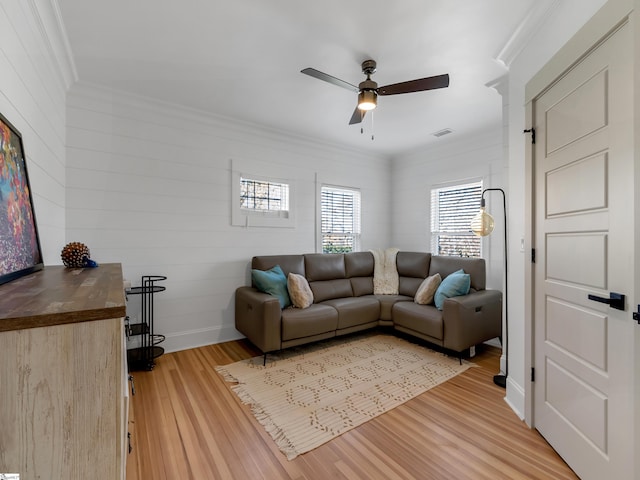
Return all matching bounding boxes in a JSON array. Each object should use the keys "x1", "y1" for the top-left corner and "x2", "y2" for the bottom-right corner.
[{"x1": 432, "y1": 128, "x2": 453, "y2": 138}]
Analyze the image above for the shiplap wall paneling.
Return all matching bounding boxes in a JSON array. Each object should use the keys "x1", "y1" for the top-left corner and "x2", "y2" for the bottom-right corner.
[{"x1": 66, "y1": 83, "x2": 391, "y2": 351}]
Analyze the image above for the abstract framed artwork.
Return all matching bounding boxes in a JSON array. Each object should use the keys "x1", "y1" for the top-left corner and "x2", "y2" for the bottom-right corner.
[{"x1": 0, "y1": 112, "x2": 44, "y2": 285}]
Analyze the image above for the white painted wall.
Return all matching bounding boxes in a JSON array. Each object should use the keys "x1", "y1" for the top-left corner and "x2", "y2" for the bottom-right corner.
[
  {"x1": 65, "y1": 82, "x2": 391, "y2": 352},
  {"x1": 390, "y1": 126, "x2": 505, "y2": 292},
  {"x1": 505, "y1": 0, "x2": 609, "y2": 418},
  {"x1": 0, "y1": 0, "x2": 73, "y2": 263}
]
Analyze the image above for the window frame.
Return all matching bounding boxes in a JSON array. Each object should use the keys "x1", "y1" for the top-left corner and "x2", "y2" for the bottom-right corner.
[
  {"x1": 231, "y1": 169, "x2": 295, "y2": 228},
  {"x1": 430, "y1": 180, "x2": 483, "y2": 257},
  {"x1": 319, "y1": 184, "x2": 362, "y2": 254},
  {"x1": 239, "y1": 177, "x2": 290, "y2": 217}
]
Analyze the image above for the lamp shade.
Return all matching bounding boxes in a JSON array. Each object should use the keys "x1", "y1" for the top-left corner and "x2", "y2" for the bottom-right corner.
[
  {"x1": 471, "y1": 207, "x2": 495, "y2": 237},
  {"x1": 358, "y1": 89, "x2": 377, "y2": 111}
]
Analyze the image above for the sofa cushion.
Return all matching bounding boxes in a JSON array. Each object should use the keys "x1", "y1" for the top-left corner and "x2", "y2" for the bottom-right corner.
[
  {"x1": 398, "y1": 277, "x2": 423, "y2": 298},
  {"x1": 287, "y1": 273, "x2": 313, "y2": 309},
  {"x1": 414, "y1": 273, "x2": 442, "y2": 305},
  {"x1": 252, "y1": 255, "x2": 305, "y2": 277},
  {"x1": 305, "y1": 253, "x2": 345, "y2": 281},
  {"x1": 345, "y1": 251, "x2": 374, "y2": 277},
  {"x1": 345, "y1": 252, "x2": 375, "y2": 296},
  {"x1": 371, "y1": 294, "x2": 413, "y2": 321},
  {"x1": 397, "y1": 252, "x2": 431, "y2": 297},
  {"x1": 392, "y1": 302, "x2": 444, "y2": 340},
  {"x1": 429, "y1": 256, "x2": 485, "y2": 291},
  {"x1": 251, "y1": 265, "x2": 291, "y2": 309},
  {"x1": 434, "y1": 270, "x2": 471, "y2": 310},
  {"x1": 350, "y1": 276, "x2": 374, "y2": 297},
  {"x1": 322, "y1": 297, "x2": 380, "y2": 329},
  {"x1": 397, "y1": 252, "x2": 431, "y2": 278},
  {"x1": 309, "y1": 279, "x2": 353, "y2": 303},
  {"x1": 281, "y1": 304, "x2": 338, "y2": 341}
]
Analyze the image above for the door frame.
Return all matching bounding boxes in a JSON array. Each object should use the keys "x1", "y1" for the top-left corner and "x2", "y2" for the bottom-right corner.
[{"x1": 523, "y1": 0, "x2": 635, "y2": 428}]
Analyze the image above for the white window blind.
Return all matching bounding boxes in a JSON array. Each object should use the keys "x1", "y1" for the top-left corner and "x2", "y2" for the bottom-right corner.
[
  {"x1": 321, "y1": 186, "x2": 361, "y2": 253},
  {"x1": 430, "y1": 182, "x2": 482, "y2": 257}
]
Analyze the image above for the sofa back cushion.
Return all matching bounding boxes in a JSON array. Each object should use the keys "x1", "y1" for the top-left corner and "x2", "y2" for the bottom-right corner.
[
  {"x1": 304, "y1": 253, "x2": 345, "y2": 281},
  {"x1": 428, "y1": 256, "x2": 486, "y2": 291},
  {"x1": 344, "y1": 251, "x2": 374, "y2": 277},
  {"x1": 304, "y1": 253, "x2": 353, "y2": 302},
  {"x1": 309, "y1": 279, "x2": 354, "y2": 303},
  {"x1": 396, "y1": 252, "x2": 431, "y2": 297},
  {"x1": 345, "y1": 251, "x2": 374, "y2": 296},
  {"x1": 251, "y1": 255, "x2": 305, "y2": 288}
]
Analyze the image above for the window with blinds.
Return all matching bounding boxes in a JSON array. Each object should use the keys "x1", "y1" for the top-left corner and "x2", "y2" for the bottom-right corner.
[
  {"x1": 321, "y1": 186, "x2": 361, "y2": 253},
  {"x1": 240, "y1": 177, "x2": 289, "y2": 216},
  {"x1": 430, "y1": 182, "x2": 482, "y2": 257}
]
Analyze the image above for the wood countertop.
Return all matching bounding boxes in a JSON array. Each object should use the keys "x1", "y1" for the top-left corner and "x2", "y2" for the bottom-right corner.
[{"x1": 0, "y1": 263, "x2": 126, "y2": 332}]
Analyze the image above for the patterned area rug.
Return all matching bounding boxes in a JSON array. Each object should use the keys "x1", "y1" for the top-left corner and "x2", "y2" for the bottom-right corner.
[{"x1": 216, "y1": 334, "x2": 471, "y2": 460}]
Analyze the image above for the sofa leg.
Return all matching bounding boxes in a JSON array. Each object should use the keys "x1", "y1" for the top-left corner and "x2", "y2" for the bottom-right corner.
[{"x1": 263, "y1": 353, "x2": 267, "y2": 366}]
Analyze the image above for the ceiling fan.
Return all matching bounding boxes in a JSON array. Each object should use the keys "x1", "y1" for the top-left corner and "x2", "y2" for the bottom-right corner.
[{"x1": 301, "y1": 59, "x2": 449, "y2": 125}]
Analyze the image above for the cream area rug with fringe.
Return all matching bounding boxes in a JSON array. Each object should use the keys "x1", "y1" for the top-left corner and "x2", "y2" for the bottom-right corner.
[{"x1": 216, "y1": 334, "x2": 471, "y2": 460}]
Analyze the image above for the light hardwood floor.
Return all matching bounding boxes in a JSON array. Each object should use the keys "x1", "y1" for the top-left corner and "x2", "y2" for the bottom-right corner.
[{"x1": 125, "y1": 334, "x2": 578, "y2": 480}]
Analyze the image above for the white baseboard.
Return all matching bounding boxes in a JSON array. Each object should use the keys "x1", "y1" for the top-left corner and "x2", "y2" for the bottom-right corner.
[
  {"x1": 161, "y1": 325, "x2": 244, "y2": 353},
  {"x1": 505, "y1": 376, "x2": 525, "y2": 420}
]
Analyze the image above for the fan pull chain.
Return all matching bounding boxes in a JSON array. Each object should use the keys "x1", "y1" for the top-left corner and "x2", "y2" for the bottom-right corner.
[
  {"x1": 358, "y1": 111, "x2": 374, "y2": 140},
  {"x1": 370, "y1": 111, "x2": 374, "y2": 140}
]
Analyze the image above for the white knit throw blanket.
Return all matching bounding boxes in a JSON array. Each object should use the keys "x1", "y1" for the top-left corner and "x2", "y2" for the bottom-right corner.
[{"x1": 370, "y1": 248, "x2": 400, "y2": 294}]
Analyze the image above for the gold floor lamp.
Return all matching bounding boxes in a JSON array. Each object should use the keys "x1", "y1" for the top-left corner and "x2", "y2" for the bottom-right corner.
[{"x1": 470, "y1": 188, "x2": 508, "y2": 388}]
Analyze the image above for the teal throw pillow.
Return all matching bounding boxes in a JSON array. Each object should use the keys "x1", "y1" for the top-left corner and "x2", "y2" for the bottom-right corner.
[
  {"x1": 434, "y1": 269, "x2": 471, "y2": 310},
  {"x1": 251, "y1": 265, "x2": 291, "y2": 309}
]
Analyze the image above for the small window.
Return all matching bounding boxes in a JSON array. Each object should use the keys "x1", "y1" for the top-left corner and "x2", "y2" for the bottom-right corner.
[
  {"x1": 231, "y1": 168, "x2": 295, "y2": 228},
  {"x1": 240, "y1": 177, "x2": 289, "y2": 216},
  {"x1": 430, "y1": 181, "x2": 482, "y2": 257},
  {"x1": 321, "y1": 185, "x2": 361, "y2": 253}
]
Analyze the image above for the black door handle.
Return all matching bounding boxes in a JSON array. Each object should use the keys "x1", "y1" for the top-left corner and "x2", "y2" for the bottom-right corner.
[{"x1": 587, "y1": 292, "x2": 625, "y2": 311}]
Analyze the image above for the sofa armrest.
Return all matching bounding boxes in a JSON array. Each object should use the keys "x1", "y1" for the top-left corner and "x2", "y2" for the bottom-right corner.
[
  {"x1": 441, "y1": 290, "x2": 502, "y2": 352},
  {"x1": 235, "y1": 286, "x2": 282, "y2": 353}
]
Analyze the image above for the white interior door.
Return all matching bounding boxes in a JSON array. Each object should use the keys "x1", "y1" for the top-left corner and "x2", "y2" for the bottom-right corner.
[{"x1": 533, "y1": 20, "x2": 635, "y2": 480}]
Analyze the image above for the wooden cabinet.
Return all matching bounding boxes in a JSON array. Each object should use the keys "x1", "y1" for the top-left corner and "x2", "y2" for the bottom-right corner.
[{"x1": 0, "y1": 264, "x2": 128, "y2": 479}]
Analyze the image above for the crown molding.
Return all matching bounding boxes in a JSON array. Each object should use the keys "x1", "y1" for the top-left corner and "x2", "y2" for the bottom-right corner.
[
  {"x1": 495, "y1": 0, "x2": 561, "y2": 68},
  {"x1": 485, "y1": 73, "x2": 509, "y2": 98},
  {"x1": 26, "y1": 0, "x2": 78, "y2": 90},
  {"x1": 68, "y1": 81, "x2": 389, "y2": 164}
]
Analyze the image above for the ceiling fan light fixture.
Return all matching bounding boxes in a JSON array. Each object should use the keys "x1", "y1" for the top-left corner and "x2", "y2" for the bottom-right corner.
[
  {"x1": 300, "y1": 60, "x2": 449, "y2": 125},
  {"x1": 358, "y1": 89, "x2": 377, "y2": 111}
]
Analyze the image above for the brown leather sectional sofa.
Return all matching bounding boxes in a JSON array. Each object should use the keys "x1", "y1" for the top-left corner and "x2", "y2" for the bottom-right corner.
[{"x1": 235, "y1": 251, "x2": 502, "y2": 360}]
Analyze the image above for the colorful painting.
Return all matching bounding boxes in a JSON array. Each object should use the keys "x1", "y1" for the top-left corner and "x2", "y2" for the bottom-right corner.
[{"x1": 0, "y1": 112, "x2": 43, "y2": 285}]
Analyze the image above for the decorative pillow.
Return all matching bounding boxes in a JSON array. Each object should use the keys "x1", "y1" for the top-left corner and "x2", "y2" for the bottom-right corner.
[
  {"x1": 287, "y1": 272, "x2": 314, "y2": 309},
  {"x1": 434, "y1": 269, "x2": 471, "y2": 310},
  {"x1": 251, "y1": 265, "x2": 291, "y2": 309},
  {"x1": 414, "y1": 273, "x2": 442, "y2": 305}
]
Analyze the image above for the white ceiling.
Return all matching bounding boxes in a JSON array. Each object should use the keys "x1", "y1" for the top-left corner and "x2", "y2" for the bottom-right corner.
[{"x1": 57, "y1": 0, "x2": 545, "y2": 157}]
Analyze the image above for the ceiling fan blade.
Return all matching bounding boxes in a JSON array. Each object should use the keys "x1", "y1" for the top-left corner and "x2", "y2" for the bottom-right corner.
[
  {"x1": 378, "y1": 74, "x2": 449, "y2": 96},
  {"x1": 301, "y1": 67, "x2": 359, "y2": 92},
  {"x1": 349, "y1": 107, "x2": 365, "y2": 125}
]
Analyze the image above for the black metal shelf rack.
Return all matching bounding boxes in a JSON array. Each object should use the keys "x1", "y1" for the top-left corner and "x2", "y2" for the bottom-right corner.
[{"x1": 125, "y1": 275, "x2": 166, "y2": 371}]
